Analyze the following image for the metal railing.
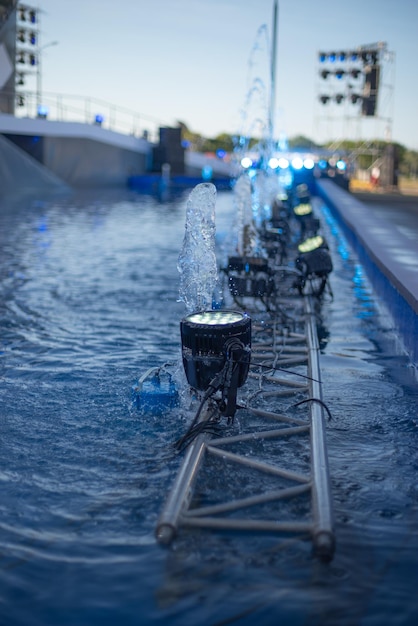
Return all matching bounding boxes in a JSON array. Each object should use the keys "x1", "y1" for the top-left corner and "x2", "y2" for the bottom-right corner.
[{"x1": 3, "y1": 89, "x2": 170, "y2": 142}]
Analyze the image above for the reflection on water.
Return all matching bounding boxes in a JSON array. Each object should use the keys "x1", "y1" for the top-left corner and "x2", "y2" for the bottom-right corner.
[{"x1": 0, "y1": 189, "x2": 417, "y2": 626}]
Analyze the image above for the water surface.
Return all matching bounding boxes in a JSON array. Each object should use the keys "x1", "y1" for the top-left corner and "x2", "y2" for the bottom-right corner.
[{"x1": 0, "y1": 188, "x2": 417, "y2": 625}]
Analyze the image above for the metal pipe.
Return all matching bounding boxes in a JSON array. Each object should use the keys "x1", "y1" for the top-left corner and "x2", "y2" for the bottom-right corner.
[
  {"x1": 155, "y1": 425, "x2": 209, "y2": 545},
  {"x1": 209, "y1": 424, "x2": 309, "y2": 447},
  {"x1": 182, "y1": 517, "x2": 311, "y2": 534},
  {"x1": 206, "y1": 446, "x2": 310, "y2": 483},
  {"x1": 184, "y1": 483, "x2": 311, "y2": 517},
  {"x1": 305, "y1": 295, "x2": 335, "y2": 561},
  {"x1": 247, "y1": 406, "x2": 308, "y2": 425},
  {"x1": 269, "y1": 0, "x2": 279, "y2": 141}
]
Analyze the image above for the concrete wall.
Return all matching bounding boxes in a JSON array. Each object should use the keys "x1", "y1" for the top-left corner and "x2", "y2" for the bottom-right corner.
[
  {"x1": 0, "y1": 113, "x2": 152, "y2": 188},
  {"x1": 316, "y1": 179, "x2": 418, "y2": 366},
  {"x1": 42, "y1": 136, "x2": 148, "y2": 187},
  {"x1": 0, "y1": 133, "x2": 70, "y2": 200}
]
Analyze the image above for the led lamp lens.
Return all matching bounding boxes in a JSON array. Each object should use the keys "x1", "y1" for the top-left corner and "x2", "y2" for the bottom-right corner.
[
  {"x1": 294, "y1": 203, "x2": 313, "y2": 216},
  {"x1": 298, "y1": 235, "x2": 324, "y2": 253},
  {"x1": 186, "y1": 311, "x2": 243, "y2": 326}
]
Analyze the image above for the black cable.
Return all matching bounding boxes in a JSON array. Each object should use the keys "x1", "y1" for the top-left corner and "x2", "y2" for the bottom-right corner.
[
  {"x1": 248, "y1": 360, "x2": 322, "y2": 384},
  {"x1": 174, "y1": 365, "x2": 229, "y2": 451},
  {"x1": 175, "y1": 420, "x2": 222, "y2": 453},
  {"x1": 174, "y1": 390, "x2": 215, "y2": 451},
  {"x1": 293, "y1": 397, "x2": 333, "y2": 421}
]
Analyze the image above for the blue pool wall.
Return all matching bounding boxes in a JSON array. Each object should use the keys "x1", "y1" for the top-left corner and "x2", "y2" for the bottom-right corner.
[{"x1": 315, "y1": 179, "x2": 418, "y2": 368}]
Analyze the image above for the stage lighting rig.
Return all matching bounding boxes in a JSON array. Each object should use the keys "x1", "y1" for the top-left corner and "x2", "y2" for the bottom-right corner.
[
  {"x1": 225, "y1": 256, "x2": 274, "y2": 300},
  {"x1": 180, "y1": 310, "x2": 251, "y2": 417},
  {"x1": 295, "y1": 236, "x2": 333, "y2": 296}
]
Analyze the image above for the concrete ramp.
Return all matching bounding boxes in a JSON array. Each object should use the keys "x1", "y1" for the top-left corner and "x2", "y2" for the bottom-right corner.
[{"x1": 0, "y1": 134, "x2": 71, "y2": 200}]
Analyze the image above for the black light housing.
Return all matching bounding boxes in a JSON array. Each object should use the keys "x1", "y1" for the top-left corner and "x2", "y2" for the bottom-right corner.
[
  {"x1": 180, "y1": 310, "x2": 251, "y2": 393},
  {"x1": 294, "y1": 184, "x2": 310, "y2": 205},
  {"x1": 296, "y1": 236, "x2": 333, "y2": 278},
  {"x1": 226, "y1": 256, "x2": 273, "y2": 298}
]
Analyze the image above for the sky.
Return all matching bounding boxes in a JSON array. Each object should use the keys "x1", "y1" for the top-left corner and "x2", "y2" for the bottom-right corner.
[{"x1": 32, "y1": 0, "x2": 418, "y2": 150}]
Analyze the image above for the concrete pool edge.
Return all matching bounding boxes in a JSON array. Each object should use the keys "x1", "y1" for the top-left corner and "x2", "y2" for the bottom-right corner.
[{"x1": 315, "y1": 179, "x2": 418, "y2": 367}]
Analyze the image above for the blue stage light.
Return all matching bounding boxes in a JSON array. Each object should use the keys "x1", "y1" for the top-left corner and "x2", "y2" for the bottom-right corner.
[
  {"x1": 241, "y1": 157, "x2": 253, "y2": 169},
  {"x1": 37, "y1": 105, "x2": 48, "y2": 119},
  {"x1": 202, "y1": 165, "x2": 213, "y2": 181},
  {"x1": 318, "y1": 159, "x2": 328, "y2": 170},
  {"x1": 278, "y1": 157, "x2": 289, "y2": 169},
  {"x1": 303, "y1": 158, "x2": 315, "y2": 170},
  {"x1": 336, "y1": 160, "x2": 346, "y2": 171},
  {"x1": 268, "y1": 157, "x2": 280, "y2": 169},
  {"x1": 94, "y1": 114, "x2": 104, "y2": 125},
  {"x1": 291, "y1": 157, "x2": 303, "y2": 170},
  {"x1": 319, "y1": 52, "x2": 326, "y2": 63},
  {"x1": 329, "y1": 52, "x2": 336, "y2": 62}
]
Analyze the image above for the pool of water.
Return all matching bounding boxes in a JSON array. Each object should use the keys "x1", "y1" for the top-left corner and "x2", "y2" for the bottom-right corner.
[{"x1": 0, "y1": 187, "x2": 417, "y2": 626}]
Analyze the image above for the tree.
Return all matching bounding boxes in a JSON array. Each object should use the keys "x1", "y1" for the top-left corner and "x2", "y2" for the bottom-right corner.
[
  {"x1": 175, "y1": 123, "x2": 416, "y2": 178},
  {"x1": 288, "y1": 135, "x2": 320, "y2": 150},
  {"x1": 200, "y1": 133, "x2": 235, "y2": 153},
  {"x1": 400, "y1": 149, "x2": 418, "y2": 178},
  {"x1": 176, "y1": 121, "x2": 205, "y2": 151}
]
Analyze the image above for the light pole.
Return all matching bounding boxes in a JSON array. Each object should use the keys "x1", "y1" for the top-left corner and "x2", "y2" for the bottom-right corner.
[{"x1": 36, "y1": 40, "x2": 58, "y2": 113}]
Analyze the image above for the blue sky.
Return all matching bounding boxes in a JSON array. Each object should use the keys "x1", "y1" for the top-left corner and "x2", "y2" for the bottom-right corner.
[{"x1": 36, "y1": 0, "x2": 418, "y2": 150}]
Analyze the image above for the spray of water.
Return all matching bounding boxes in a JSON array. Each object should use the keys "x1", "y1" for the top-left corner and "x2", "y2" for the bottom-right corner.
[
  {"x1": 177, "y1": 183, "x2": 218, "y2": 313},
  {"x1": 233, "y1": 175, "x2": 257, "y2": 256}
]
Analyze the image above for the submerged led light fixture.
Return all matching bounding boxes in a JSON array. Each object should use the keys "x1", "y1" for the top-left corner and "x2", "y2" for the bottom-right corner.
[
  {"x1": 296, "y1": 236, "x2": 333, "y2": 283},
  {"x1": 180, "y1": 310, "x2": 251, "y2": 405},
  {"x1": 226, "y1": 256, "x2": 273, "y2": 299}
]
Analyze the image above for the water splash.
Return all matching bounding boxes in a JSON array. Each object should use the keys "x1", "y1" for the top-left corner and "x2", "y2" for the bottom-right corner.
[
  {"x1": 177, "y1": 183, "x2": 218, "y2": 313},
  {"x1": 234, "y1": 175, "x2": 257, "y2": 256},
  {"x1": 235, "y1": 23, "x2": 274, "y2": 163},
  {"x1": 242, "y1": 26, "x2": 270, "y2": 137}
]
